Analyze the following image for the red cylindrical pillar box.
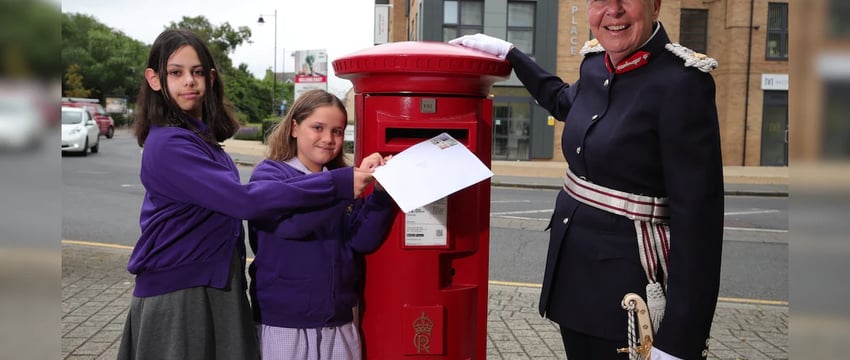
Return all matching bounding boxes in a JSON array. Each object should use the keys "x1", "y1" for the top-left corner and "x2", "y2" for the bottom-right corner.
[{"x1": 333, "y1": 42, "x2": 511, "y2": 359}]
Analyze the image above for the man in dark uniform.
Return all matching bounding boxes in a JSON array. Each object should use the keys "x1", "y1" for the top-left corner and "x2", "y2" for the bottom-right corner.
[{"x1": 451, "y1": 0, "x2": 724, "y2": 359}]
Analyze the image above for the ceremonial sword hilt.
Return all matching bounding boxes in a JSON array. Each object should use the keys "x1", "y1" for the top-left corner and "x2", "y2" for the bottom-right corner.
[{"x1": 616, "y1": 292, "x2": 653, "y2": 360}]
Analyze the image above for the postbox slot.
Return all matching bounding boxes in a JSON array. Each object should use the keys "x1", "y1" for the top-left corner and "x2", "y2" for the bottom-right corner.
[{"x1": 385, "y1": 128, "x2": 468, "y2": 147}]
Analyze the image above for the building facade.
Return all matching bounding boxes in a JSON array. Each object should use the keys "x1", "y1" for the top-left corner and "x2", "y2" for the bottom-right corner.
[
  {"x1": 374, "y1": 0, "x2": 790, "y2": 166},
  {"x1": 791, "y1": 0, "x2": 850, "y2": 162}
]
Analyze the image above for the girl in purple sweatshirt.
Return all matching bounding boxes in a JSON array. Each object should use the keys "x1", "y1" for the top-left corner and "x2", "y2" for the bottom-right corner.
[
  {"x1": 248, "y1": 89, "x2": 397, "y2": 360},
  {"x1": 117, "y1": 30, "x2": 375, "y2": 360}
]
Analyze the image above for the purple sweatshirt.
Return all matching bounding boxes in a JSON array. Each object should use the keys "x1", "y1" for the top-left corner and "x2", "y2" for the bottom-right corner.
[
  {"x1": 248, "y1": 159, "x2": 397, "y2": 328},
  {"x1": 129, "y1": 122, "x2": 353, "y2": 297}
]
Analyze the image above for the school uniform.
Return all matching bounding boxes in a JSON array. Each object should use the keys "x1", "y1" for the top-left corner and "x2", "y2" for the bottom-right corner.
[
  {"x1": 118, "y1": 117, "x2": 355, "y2": 360},
  {"x1": 505, "y1": 22, "x2": 724, "y2": 359},
  {"x1": 248, "y1": 158, "x2": 397, "y2": 360}
]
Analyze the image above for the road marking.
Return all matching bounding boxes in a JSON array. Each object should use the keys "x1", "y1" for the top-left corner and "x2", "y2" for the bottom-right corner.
[
  {"x1": 491, "y1": 209, "x2": 553, "y2": 216},
  {"x1": 725, "y1": 226, "x2": 787, "y2": 233},
  {"x1": 490, "y1": 280, "x2": 787, "y2": 306},
  {"x1": 725, "y1": 209, "x2": 780, "y2": 216},
  {"x1": 497, "y1": 216, "x2": 549, "y2": 221},
  {"x1": 62, "y1": 240, "x2": 787, "y2": 306},
  {"x1": 488, "y1": 214, "x2": 789, "y2": 234},
  {"x1": 490, "y1": 208, "x2": 783, "y2": 218},
  {"x1": 717, "y1": 296, "x2": 788, "y2": 306},
  {"x1": 489, "y1": 280, "x2": 542, "y2": 288},
  {"x1": 62, "y1": 239, "x2": 134, "y2": 250}
]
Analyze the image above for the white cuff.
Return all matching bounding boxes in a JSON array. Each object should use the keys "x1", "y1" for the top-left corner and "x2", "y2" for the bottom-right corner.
[{"x1": 650, "y1": 346, "x2": 684, "y2": 360}]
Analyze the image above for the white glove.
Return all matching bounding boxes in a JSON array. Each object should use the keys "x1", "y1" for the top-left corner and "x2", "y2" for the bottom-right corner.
[
  {"x1": 448, "y1": 33, "x2": 514, "y2": 59},
  {"x1": 650, "y1": 346, "x2": 685, "y2": 360}
]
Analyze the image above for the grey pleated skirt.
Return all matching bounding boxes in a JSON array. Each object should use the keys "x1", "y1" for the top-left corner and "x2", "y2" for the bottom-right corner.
[{"x1": 117, "y1": 251, "x2": 259, "y2": 360}]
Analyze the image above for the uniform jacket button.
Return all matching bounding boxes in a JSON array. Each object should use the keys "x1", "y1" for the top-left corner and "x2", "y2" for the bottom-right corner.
[
  {"x1": 603, "y1": 79, "x2": 610, "y2": 87},
  {"x1": 562, "y1": 217, "x2": 569, "y2": 224},
  {"x1": 591, "y1": 114, "x2": 599, "y2": 121},
  {"x1": 576, "y1": 147, "x2": 581, "y2": 154}
]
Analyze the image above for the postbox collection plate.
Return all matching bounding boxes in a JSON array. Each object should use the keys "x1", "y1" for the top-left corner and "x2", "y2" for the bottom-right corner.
[{"x1": 404, "y1": 197, "x2": 448, "y2": 247}]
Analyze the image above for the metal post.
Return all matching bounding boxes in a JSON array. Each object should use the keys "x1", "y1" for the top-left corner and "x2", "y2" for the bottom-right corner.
[{"x1": 258, "y1": 10, "x2": 278, "y2": 114}]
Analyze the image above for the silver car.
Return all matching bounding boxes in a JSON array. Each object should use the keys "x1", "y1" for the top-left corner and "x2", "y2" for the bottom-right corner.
[{"x1": 61, "y1": 106, "x2": 99, "y2": 155}]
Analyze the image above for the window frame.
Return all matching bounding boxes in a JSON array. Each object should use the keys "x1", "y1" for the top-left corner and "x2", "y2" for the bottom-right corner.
[
  {"x1": 765, "y1": 2, "x2": 789, "y2": 61},
  {"x1": 506, "y1": 1, "x2": 536, "y2": 55},
  {"x1": 828, "y1": 0, "x2": 850, "y2": 38},
  {"x1": 679, "y1": 9, "x2": 708, "y2": 54},
  {"x1": 442, "y1": 0, "x2": 484, "y2": 42}
]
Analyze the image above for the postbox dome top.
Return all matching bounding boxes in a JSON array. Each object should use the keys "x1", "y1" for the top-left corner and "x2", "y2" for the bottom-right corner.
[{"x1": 332, "y1": 41, "x2": 512, "y2": 96}]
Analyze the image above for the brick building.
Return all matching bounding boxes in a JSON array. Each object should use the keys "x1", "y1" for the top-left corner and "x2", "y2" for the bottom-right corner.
[
  {"x1": 790, "y1": 0, "x2": 850, "y2": 162},
  {"x1": 370, "y1": 0, "x2": 790, "y2": 166}
]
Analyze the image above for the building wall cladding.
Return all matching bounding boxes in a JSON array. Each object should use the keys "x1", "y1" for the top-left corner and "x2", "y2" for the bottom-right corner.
[
  {"x1": 392, "y1": 0, "x2": 788, "y2": 166},
  {"x1": 556, "y1": 0, "x2": 788, "y2": 166}
]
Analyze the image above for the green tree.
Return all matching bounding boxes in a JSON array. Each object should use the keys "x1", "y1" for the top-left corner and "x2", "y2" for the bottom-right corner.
[
  {"x1": 0, "y1": 0, "x2": 62, "y2": 78},
  {"x1": 61, "y1": 13, "x2": 147, "y2": 102},
  {"x1": 63, "y1": 64, "x2": 91, "y2": 97},
  {"x1": 61, "y1": 12, "x2": 278, "y2": 126}
]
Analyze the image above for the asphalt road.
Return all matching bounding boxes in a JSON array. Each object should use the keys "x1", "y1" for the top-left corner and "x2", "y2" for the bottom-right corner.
[{"x1": 61, "y1": 130, "x2": 788, "y2": 303}]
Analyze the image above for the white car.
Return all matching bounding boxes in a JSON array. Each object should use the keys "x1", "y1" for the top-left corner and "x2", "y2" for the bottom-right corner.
[
  {"x1": 61, "y1": 106, "x2": 99, "y2": 155},
  {"x1": 0, "y1": 93, "x2": 45, "y2": 152}
]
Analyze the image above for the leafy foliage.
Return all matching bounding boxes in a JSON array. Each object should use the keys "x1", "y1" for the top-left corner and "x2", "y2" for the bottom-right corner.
[
  {"x1": 63, "y1": 64, "x2": 91, "y2": 98},
  {"x1": 62, "y1": 13, "x2": 148, "y2": 102},
  {"x1": 0, "y1": 0, "x2": 62, "y2": 79},
  {"x1": 61, "y1": 12, "x2": 290, "y2": 125}
]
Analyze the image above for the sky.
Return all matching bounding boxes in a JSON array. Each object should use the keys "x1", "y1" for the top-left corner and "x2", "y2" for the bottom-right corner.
[{"x1": 60, "y1": 0, "x2": 376, "y2": 97}]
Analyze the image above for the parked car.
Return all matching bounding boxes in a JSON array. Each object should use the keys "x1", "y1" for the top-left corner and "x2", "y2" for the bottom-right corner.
[
  {"x1": 0, "y1": 92, "x2": 45, "y2": 152},
  {"x1": 61, "y1": 106, "x2": 99, "y2": 156},
  {"x1": 61, "y1": 97, "x2": 115, "y2": 138}
]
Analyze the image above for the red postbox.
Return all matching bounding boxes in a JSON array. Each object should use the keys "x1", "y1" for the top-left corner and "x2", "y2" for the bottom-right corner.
[{"x1": 333, "y1": 42, "x2": 511, "y2": 359}]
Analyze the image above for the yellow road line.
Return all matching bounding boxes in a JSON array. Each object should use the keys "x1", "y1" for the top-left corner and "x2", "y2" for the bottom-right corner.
[
  {"x1": 488, "y1": 280, "x2": 542, "y2": 288},
  {"x1": 62, "y1": 239, "x2": 134, "y2": 250},
  {"x1": 717, "y1": 296, "x2": 788, "y2": 306},
  {"x1": 62, "y1": 240, "x2": 789, "y2": 306}
]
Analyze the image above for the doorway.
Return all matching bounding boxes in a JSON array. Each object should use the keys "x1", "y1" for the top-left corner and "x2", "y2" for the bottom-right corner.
[
  {"x1": 760, "y1": 91, "x2": 788, "y2": 166},
  {"x1": 492, "y1": 99, "x2": 531, "y2": 160}
]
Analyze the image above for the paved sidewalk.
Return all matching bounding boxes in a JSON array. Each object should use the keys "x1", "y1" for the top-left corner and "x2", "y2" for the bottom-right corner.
[
  {"x1": 62, "y1": 243, "x2": 788, "y2": 359},
  {"x1": 62, "y1": 135, "x2": 787, "y2": 359}
]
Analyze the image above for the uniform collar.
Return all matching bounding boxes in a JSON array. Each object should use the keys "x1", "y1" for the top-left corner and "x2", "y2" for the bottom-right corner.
[
  {"x1": 284, "y1": 157, "x2": 328, "y2": 174},
  {"x1": 604, "y1": 21, "x2": 666, "y2": 74}
]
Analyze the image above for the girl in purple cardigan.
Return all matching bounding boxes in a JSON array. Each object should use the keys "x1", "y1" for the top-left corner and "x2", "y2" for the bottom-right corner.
[
  {"x1": 118, "y1": 30, "x2": 375, "y2": 360},
  {"x1": 248, "y1": 89, "x2": 397, "y2": 360}
]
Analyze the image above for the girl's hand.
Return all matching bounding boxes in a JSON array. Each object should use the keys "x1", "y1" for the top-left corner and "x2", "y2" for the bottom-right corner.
[
  {"x1": 359, "y1": 152, "x2": 386, "y2": 170},
  {"x1": 353, "y1": 167, "x2": 374, "y2": 198},
  {"x1": 372, "y1": 155, "x2": 392, "y2": 192}
]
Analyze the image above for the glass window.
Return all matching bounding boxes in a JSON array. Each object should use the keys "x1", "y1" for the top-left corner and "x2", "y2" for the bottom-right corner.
[
  {"x1": 821, "y1": 81, "x2": 850, "y2": 159},
  {"x1": 679, "y1": 9, "x2": 708, "y2": 53},
  {"x1": 508, "y1": 2, "x2": 534, "y2": 27},
  {"x1": 442, "y1": 0, "x2": 484, "y2": 42},
  {"x1": 766, "y1": 3, "x2": 788, "y2": 60},
  {"x1": 460, "y1": 1, "x2": 483, "y2": 26},
  {"x1": 444, "y1": 1, "x2": 458, "y2": 24},
  {"x1": 828, "y1": 0, "x2": 850, "y2": 37},
  {"x1": 507, "y1": 2, "x2": 536, "y2": 54}
]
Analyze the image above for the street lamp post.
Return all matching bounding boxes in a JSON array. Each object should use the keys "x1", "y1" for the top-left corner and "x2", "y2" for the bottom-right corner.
[{"x1": 258, "y1": 10, "x2": 278, "y2": 114}]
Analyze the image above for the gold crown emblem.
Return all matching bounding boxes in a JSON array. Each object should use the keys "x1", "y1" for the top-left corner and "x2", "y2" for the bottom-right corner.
[{"x1": 413, "y1": 312, "x2": 434, "y2": 334}]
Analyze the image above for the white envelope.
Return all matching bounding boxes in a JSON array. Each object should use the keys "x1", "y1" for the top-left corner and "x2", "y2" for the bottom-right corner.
[{"x1": 373, "y1": 132, "x2": 493, "y2": 213}]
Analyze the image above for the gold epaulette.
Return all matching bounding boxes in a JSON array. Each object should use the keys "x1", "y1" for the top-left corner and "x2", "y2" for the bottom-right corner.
[
  {"x1": 580, "y1": 39, "x2": 605, "y2": 56},
  {"x1": 665, "y1": 43, "x2": 718, "y2": 72}
]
